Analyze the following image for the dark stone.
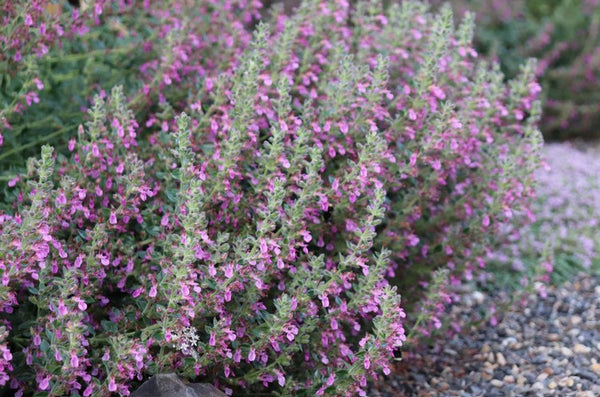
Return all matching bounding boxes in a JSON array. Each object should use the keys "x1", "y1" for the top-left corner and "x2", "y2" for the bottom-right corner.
[{"x1": 131, "y1": 373, "x2": 228, "y2": 397}]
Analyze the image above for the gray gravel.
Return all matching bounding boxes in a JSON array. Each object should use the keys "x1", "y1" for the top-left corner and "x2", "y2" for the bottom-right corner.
[{"x1": 369, "y1": 274, "x2": 600, "y2": 397}]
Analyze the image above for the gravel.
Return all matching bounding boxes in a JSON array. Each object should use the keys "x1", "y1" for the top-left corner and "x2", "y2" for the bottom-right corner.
[{"x1": 369, "y1": 274, "x2": 600, "y2": 397}]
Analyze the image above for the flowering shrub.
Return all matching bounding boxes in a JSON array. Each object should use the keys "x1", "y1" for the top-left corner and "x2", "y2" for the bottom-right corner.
[
  {"x1": 431, "y1": 0, "x2": 600, "y2": 140},
  {"x1": 0, "y1": 1, "x2": 542, "y2": 396}
]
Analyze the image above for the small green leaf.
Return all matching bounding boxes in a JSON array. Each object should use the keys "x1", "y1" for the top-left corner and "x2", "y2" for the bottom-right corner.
[
  {"x1": 40, "y1": 339, "x2": 50, "y2": 353},
  {"x1": 101, "y1": 320, "x2": 118, "y2": 333}
]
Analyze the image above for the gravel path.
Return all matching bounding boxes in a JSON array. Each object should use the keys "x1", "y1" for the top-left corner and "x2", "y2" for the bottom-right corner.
[{"x1": 369, "y1": 274, "x2": 600, "y2": 397}]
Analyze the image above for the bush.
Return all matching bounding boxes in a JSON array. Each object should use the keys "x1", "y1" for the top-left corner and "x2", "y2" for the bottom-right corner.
[
  {"x1": 431, "y1": 0, "x2": 600, "y2": 140},
  {"x1": 0, "y1": 1, "x2": 541, "y2": 396}
]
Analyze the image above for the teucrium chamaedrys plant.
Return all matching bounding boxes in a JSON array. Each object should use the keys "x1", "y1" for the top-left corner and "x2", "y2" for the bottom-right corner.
[{"x1": 0, "y1": 1, "x2": 542, "y2": 396}]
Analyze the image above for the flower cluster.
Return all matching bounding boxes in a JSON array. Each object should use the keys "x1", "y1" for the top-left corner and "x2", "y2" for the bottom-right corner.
[
  {"x1": 431, "y1": 0, "x2": 600, "y2": 140},
  {"x1": 0, "y1": 1, "x2": 542, "y2": 396}
]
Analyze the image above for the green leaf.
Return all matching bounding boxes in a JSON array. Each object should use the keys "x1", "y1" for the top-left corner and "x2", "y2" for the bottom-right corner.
[
  {"x1": 101, "y1": 320, "x2": 118, "y2": 333},
  {"x1": 40, "y1": 339, "x2": 50, "y2": 353}
]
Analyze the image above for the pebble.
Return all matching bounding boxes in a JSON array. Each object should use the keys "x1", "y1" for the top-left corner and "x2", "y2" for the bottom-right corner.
[
  {"x1": 573, "y1": 343, "x2": 591, "y2": 354},
  {"x1": 368, "y1": 274, "x2": 600, "y2": 397},
  {"x1": 562, "y1": 346, "x2": 574, "y2": 357},
  {"x1": 547, "y1": 333, "x2": 561, "y2": 341},
  {"x1": 496, "y1": 352, "x2": 506, "y2": 366}
]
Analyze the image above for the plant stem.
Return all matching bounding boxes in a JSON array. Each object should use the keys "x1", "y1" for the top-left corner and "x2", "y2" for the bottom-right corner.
[{"x1": 0, "y1": 124, "x2": 77, "y2": 162}]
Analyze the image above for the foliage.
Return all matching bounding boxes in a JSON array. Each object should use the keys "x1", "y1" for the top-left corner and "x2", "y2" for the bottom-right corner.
[
  {"x1": 0, "y1": 1, "x2": 542, "y2": 396},
  {"x1": 0, "y1": 0, "x2": 259, "y2": 186},
  {"x1": 432, "y1": 0, "x2": 600, "y2": 140}
]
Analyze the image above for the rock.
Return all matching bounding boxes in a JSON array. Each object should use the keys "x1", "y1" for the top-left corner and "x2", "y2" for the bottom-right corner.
[
  {"x1": 443, "y1": 348, "x2": 458, "y2": 356},
  {"x1": 570, "y1": 316, "x2": 582, "y2": 326},
  {"x1": 573, "y1": 370, "x2": 600, "y2": 383},
  {"x1": 561, "y1": 346, "x2": 574, "y2": 357},
  {"x1": 501, "y1": 337, "x2": 517, "y2": 348},
  {"x1": 496, "y1": 352, "x2": 506, "y2": 366},
  {"x1": 131, "y1": 373, "x2": 228, "y2": 397},
  {"x1": 546, "y1": 333, "x2": 561, "y2": 342},
  {"x1": 532, "y1": 381, "x2": 545, "y2": 390},
  {"x1": 573, "y1": 343, "x2": 591, "y2": 354},
  {"x1": 542, "y1": 367, "x2": 554, "y2": 376},
  {"x1": 558, "y1": 377, "x2": 575, "y2": 388}
]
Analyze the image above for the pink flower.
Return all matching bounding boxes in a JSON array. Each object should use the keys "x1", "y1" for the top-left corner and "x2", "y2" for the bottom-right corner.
[
  {"x1": 325, "y1": 373, "x2": 335, "y2": 386},
  {"x1": 74, "y1": 297, "x2": 87, "y2": 311},
  {"x1": 161, "y1": 214, "x2": 169, "y2": 226},
  {"x1": 248, "y1": 347, "x2": 256, "y2": 362},
  {"x1": 8, "y1": 177, "x2": 20, "y2": 187},
  {"x1": 70, "y1": 352, "x2": 79, "y2": 368},
  {"x1": 482, "y1": 214, "x2": 490, "y2": 228},
  {"x1": 38, "y1": 376, "x2": 51, "y2": 391},
  {"x1": 58, "y1": 299, "x2": 69, "y2": 316},
  {"x1": 83, "y1": 385, "x2": 94, "y2": 396},
  {"x1": 429, "y1": 85, "x2": 446, "y2": 100},
  {"x1": 319, "y1": 294, "x2": 329, "y2": 308},
  {"x1": 338, "y1": 121, "x2": 349, "y2": 134},
  {"x1": 108, "y1": 377, "x2": 117, "y2": 392},
  {"x1": 33, "y1": 78, "x2": 44, "y2": 90},
  {"x1": 299, "y1": 230, "x2": 312, "y2": 242}
]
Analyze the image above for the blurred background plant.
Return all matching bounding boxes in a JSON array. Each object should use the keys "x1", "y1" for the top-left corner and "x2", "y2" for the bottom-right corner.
[
  {"x1": 1, "y1": 0, "x2": 260, "y2": 199},
  {"x1": 0, "y1": 1, "x2": 150, "y2": 189},
  {"x1": 485, "y1": 143, "x2": 600, "y2": 296},
  {"x1": 431, "y1": 0, "x2": 600, "y2": 141}
]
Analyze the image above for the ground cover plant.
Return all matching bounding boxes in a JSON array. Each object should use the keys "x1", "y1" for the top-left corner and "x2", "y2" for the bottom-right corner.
[
  {"x1": 431, "y1": 0, "x2": 600, "y2": 140},
  {"x1": 486, "y1": 143, "x2": 600, "y2": 296},
  {"x1": 0, "y1": 1, "x2": 542, "y2": 396}
]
